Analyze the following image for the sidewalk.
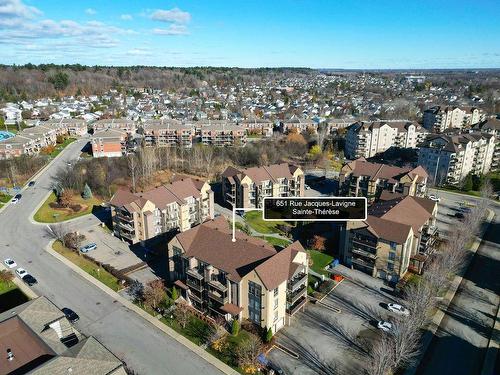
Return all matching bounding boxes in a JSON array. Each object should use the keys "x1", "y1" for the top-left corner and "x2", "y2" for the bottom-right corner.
[
  {"x1": 45, "y1": 240, "x2": 239, "y2": 375},
  {"x1": 0, "y1": 264, "x2": 38, "y2": 300},
  {"x1": 404, "y1": 209, "x2": 495, "y2": 375}
]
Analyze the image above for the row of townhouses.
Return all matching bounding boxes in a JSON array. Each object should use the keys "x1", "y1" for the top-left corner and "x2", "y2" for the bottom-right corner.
[
  {"x1": 110, "y1": 177, "x2": 214, "y2": 244},
  {"x1": 221, "y1": 163, "x2": 305, "y2": 209},
  {"x1": 423, "y1": 105, "x2": 484, "y2": 133},
  {"x1": 417, "y1": 131, "x2": 496, "y2": 185},
  {"x1": 0, "y1": 119, "x2": 87, "y2": 159},
  {"x1": 339, "y1": 158, "x2": 428, "y2": 203},
  {"x1": 344, "y1": 121, "x2": 429, "y2": 159},
  {"x1": 167, "y1": 217, "x2": 309, "y2": 334}
]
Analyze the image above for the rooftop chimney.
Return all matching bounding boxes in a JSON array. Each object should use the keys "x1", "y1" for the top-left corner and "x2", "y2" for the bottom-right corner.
[{"x1": 6, "y1": 349, "x2": 14, "y2": 361}]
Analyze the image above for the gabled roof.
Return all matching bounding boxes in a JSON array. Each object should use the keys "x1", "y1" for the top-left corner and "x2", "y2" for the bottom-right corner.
[
  {"x1": 343, "y1": 158, "x2": 424, "y2": 183},
  {"x1": 222, "y1": 163, "x2": 301, "y2": 184},
  {"x1": 364, "y1": 216, "x2": 412, "y2": 244},
  {"x1": 175, "y1": 217, "x2": 276, "y2": 283}
]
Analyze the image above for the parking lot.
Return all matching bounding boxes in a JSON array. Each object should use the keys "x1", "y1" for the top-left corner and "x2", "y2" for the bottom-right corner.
[
  {"x1": 80, "y1": 225, "x2": 159, "y2": 284},
  {"x1": 269, "y1": 264, "x2": 406, "y2": 374},
  {"x1": 268, "y1": 194, "x2": 473, "y2": 374}
]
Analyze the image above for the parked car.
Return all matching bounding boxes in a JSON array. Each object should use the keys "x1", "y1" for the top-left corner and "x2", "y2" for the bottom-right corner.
[
  {"x1": 22, "y1": 274, "x2": 38, "y2": 286},
  {"x1": 459, "y1": 206, "x2": 472, "y2": 214},
  {"x1": 377, "y1": 321, "x2": 393, "y2": 333},
  {"x1": 15, "y1": 268, "x2": 28, "y2": 278},
  {"x1": 3, "y1": 258, "x2": 17, "y2": 269},
  {"x1": 28, "y1": 181, "x2": 36, "y2": 187},
  {"x1": 455, "y1": 212, "x2": 465, "y2": 220},
  {"x1": 62, "y1": 307, "x2": 80, "y2": 323},
  {"x1": 428, "y1": 195, "x2": 440, "y2": 202},
  {"x1": 11, "y1": 197, "x2": 19, "y2": 204},
  {"x1": 80, "y1": 243, "x2": 97, "y2": 253},
  {"x1": 387, "y1": 303, "x2": 410, "y2": 316},
  {"x1": 305, "y1": 184, "x2": 311, "y2": 190}
]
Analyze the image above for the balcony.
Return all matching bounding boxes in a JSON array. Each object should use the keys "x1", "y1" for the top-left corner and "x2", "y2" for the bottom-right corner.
[
  {"x1": 352, "y1": 248, "x2": 377, "y2": 260},
  {"x1": 189, "y1": 291, "x2": 203, "y2": 304},
  {"x1": 352, "y1": 237, "x2": 378, "y2": 249},
  {"x1": 352, "y1": 256, "x2": 376, "y2": 268},
  {"x1": 287, "y1": 295, "x2": 307, "y2": 316},
  {"x1": 117, "y1": 221, "x2": 135, "y2": 232},
  {"x1": 288, "y1": 285, "x2": 307, "y2": 305},
  {"x1": 208, "y1": 289, "x2": 228, "y2": 304},
  {"x1": 186, "y1": 278, "x2": 204, "y2": 292},
  {"x1": 208, "y1": 280, "x2": 228, "y2": 292},
  {"x1": 115, "y1": 212, "x2": 134, "y2": 222},
  {"x1": 288, "y1": 272, "x2": 307, "y2": 292}
]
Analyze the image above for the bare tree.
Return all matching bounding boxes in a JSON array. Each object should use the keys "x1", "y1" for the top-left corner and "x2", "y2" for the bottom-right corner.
[
  {"x1": 0, "y1": 270, "x2": 14, "y2": 285},
  {"x1": 127, "y1": 154, "x2": 138, "y2": 192},
  {"x1": 235, "y1": 333, "x2": 263, "y2": 370},
  {"x1": 46, "y1": 223, "x2": 70, "y2": 247},
  {"x1": 366, "y1": 334, "x2": 394, "y2": 375},
  {"x1": 143, "y1": 279, "x2": 166, "y2": 310},
  {"x1": 173, "y1": 302, "x2": 191, "y2": 329},
  {"x1": 390, "y1": 318, "x2": 421, "y2": 370}
]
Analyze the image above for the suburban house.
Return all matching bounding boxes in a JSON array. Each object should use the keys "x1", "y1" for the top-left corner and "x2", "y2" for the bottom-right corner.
[
  {"x1": 417, "y1": 132, "x2": 496, "y2": 185},
  {"x1": 339, "y1": 158, "x2": 428, "y2": 203},
  {"x1": 110, "y1": 177, "x2": 214, "y2": 244},
  {"x1": 167, "y1": 217, "x2": 309, "y2": 333},
  {"x1": 423, "y1": 105, "x2": 484, "y2": 133},
  {"x1": 344, "y1": 121, "x2": 429, "y2": 159},
  {"x1": 196, "y1": 121, "x2": 247, "y2": 147},
  {"x1": 91, "y1": 129, "x2": 128, "y2": 158},
  {"x1": 221, "y1": 163, "x2": 305, "y2": 208},
  {"x1": 142, "y1": 119, "x2": 195, "y2": 148},
  {"x1": 339, "y1": 195, "x2": 438, "y2": 282},
  {"x1": 0, "y1": 296, "x2": 125, "y2": 375}
]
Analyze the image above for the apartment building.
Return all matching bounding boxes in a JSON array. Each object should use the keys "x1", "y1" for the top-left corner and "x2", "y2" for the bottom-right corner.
[
  {"x1": 344, "y1": 121, "x2": 429, "y2": 159},
  {"x1": 0, "y1": 297, "x2": 125, "y2": 375},
  {"x1": 168, "y1": 217, "x2": 308, "y2": 333},
  {"x1": 92, "y1": 118, "x2": 136, "y2": 134},
  {"x1": 143, "y1": 118, "x2": 195, "y2": 148},
  {"x1": 339, "y1": 158, "x2": 428, "y2": 203},
  {"x1": 423, "y1": 105, "x2": 484, "y2": 133},
  {"x1": 239, "y1": 119, "x2": 274, "y2": 137},
  {"x1": 474, "y1": 118, "x2": 500, "y2": 171},
  {"x1": 280, "y1": 118, "x2": 317, "y2": 133},
  {"x1": 340, "y1": 195, "x2": 438, "y2": 282},
  {"x1": 418, "y1": 132, "x2": 496, "y2": 185},
  {"x1": 110, "y1": 177, "x2": 214, "y2": 244},
  {"x1": 222, "y1": 163, "x2": 305, "y2": 208},
  {"x1": 43, "y1": 118, "x2": 88, "y2": 137},
  {"x1": 91, "y1": 129, "x2": 128, "y2": 157},
  {"x1": 197, "y1": 120, "x2": 247, "y2": 147}
]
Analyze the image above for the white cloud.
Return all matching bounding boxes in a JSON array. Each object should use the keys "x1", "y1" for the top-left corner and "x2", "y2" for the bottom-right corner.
[
  {"x1": 120, "y1": 14, "x2": 132, "y2": 21},
  {"x1": 0, "y1": 0, "x2": 41, "y2": 19},
  {"x1": 151, "y1": 8, "x2": 190, "y2": 24},
  {"x1": 153, "y1": 24, "x2": 189, "y2": 36},
  {"x1": 85, "y1": 8, "x2": 96, "y2": 15},
  {"x1": 127, "y1": 48, "x2": 151, "y2": 56}
]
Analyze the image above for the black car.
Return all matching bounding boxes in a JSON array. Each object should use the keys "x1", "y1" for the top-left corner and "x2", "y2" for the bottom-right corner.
[
  {"x1": 455, "y1": 212, "x2": 465, "y2": 220},
  {"x1": 62, "y1": 307, "x2": 80, "y2": 323},
  {"x1": 28, "y1": 181, "x2": 35, "y2": 187},
  {"x1": 14, "y1": 193, "x2": 22, "y2": 200},
  {"x1": 22, "y1": 274, "x2": 37, "y2": 286}
]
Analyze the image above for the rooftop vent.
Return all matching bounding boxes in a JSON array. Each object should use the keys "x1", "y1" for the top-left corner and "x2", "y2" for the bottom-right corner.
[{"x1": 6, "y1": 349, "x2": 14, "y2": 361}]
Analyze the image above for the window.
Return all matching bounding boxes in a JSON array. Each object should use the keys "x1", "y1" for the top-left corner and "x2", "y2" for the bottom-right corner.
[
  {"x1": 274, "y1": 298, "x2": 278, "y2": 310},
  {"x1": 273, "y1": 287, "x2": 279, "y2": 297},
  {"x1": 274, "y1": 310, "x2": 279, "y2": 322},
  {"x1": 388, "y1": 252, "x2": 396, "y2": 261},
  {"x1": 387, "y1": 262, "x2": 394, "y2": 271},
  {"x1": 248, "y1": 281, "x2": 262, "y2": 324},
  {"x1": 390, "y1": 242, "x2": 397, "y2": 250}
]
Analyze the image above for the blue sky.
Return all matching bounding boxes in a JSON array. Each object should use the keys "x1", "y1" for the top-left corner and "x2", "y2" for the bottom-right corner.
[{"x1": 0, "y1": 0, "x2": 499, "y2": 68}]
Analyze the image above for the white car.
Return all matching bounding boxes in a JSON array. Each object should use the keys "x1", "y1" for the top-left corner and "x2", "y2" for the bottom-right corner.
[
  {"x1": 3, "y1": 258, "x2": 17, "y2": 269},
  {"x1": 387, "y1": 303, "x2": 410, "y2": 316},
  {"x1": 305, "y1": 184, "x2": 311, "y2": 190},
  {"x1": 377, "y1": 321, "x2": 393, "y2": 333},
  {"x1": 10, "y1": 197, "x2": 19, "y2": 204},
  {"x1": 428, "y1": 195, "x2": 441, "y2": 202},
  {"x1": 15, "y1": 268, "x2": 28, "y2": 278}
]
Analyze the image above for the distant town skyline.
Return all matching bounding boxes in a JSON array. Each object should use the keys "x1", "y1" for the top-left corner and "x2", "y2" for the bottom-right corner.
[{"x1": 1, "y1": 0, "x2": 499, "y2": 68}]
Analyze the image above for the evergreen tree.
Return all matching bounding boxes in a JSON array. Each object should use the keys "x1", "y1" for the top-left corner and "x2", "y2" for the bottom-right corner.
[
  {"x1": 82, "y1": 183, "x2": 93, "y2": 200},
  {"x1": 462, "y1": 173, "x2": 473, "y2": 192},
  {"x1": 171, "y1": 287, "x2": 178, "y2": 301},
  {"x1": 265, "y1": 327, "x2": 273, "y2": 343},
  {"x1": 232, "y1": 319, "x2": 240, "y2": 336}
]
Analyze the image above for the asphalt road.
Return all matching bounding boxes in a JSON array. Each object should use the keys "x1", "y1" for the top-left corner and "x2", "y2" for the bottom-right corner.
[
  {"x1": 416, "y1": 189, "x2": 500, "y2": 375},
  {"x1": 0, "y1": 139, "x2": 223, "y2": 375}
]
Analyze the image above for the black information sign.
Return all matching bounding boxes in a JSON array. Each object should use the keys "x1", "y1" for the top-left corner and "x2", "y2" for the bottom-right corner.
[{"x1": 263, "y1": 197, "x2": 367, "y2": 221}]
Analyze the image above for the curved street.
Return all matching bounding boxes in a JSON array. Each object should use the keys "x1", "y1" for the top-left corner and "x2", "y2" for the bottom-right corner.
[{"x1": 0, "y1": 140, "x2": 223, "y2": 375}]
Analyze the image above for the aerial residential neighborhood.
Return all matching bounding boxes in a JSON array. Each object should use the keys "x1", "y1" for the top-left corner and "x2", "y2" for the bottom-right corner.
[{"x1": 0, "y1": 1, "x2": 499, "y2": 375}]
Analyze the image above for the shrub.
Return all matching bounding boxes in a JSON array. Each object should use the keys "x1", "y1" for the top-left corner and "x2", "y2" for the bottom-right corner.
[
  {"x1": 232, "y1": 319, "x2": 240, "y2": 336},
  {"x1": 264, "y1": 327, "x2": 273, "y2": 343},
  {"x1": 82, "y1": 183, "x2": 93, "y2": 199}
]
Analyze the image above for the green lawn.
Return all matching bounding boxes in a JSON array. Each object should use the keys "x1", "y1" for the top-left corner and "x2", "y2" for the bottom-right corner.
[
  {"x1": 308, "y1": 249, "x2": 334, "y2": 275},
  {"x1": 260, "y1": 236, "x2": 292, "y2": 249},
  {"x1": 34, "y1": 192, "x2": 102, "y2": 223},
  {"x1": 49, "y1": 138, "x2": 76, "y2": 158},
  {"x1": 0, "y1": 192, "x2": 12, "y2": 203},
  {"x1": 244, "y1": 210, "x2": 291, "y2": 234},
  {"x1": 52, "y1": 241, "x2": 121, "y2": 291},
  {"x1": 0, "y1": 280, "x2": 29, "y2": 313}
]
